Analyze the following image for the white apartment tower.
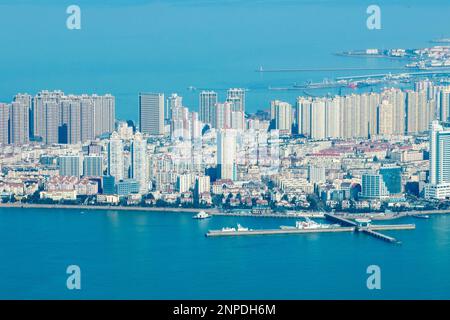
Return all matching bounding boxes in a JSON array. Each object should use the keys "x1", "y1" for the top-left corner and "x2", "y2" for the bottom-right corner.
[
  {"x1": 139, "y1": 93, "x2": 165, "y2": 136},
  {"x1": 108, "y1": 131, "x2": 125, "y2": 181},
  {"x1": 199, "y1": 91, "x2": 218, "y2": 125},
  {"x1": 131, "y1": 132, "x2": 149, "y2": 194},
  {"x1": 426, "y1": 121, "x2": 450, "y2": 199},
  {"x1": 217, "y1": 129, "x2": 237, "y2": 180}
]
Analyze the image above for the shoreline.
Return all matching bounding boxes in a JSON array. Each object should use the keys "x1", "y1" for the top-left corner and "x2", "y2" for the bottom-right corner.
[
  {"x1": 0, "y1": 203, "x2": 449, "y2": 220},
  {"x1": 0, "y1": 203, "x2": 219, "y2": 214}
]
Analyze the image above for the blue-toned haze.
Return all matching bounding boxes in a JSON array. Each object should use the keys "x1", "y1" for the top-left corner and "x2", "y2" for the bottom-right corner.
[{"x1": 1, "y1": 0, "x2": 450, "y2": 299}]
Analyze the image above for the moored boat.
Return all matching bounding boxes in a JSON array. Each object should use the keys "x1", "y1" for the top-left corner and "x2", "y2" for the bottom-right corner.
[{"x1": 193, "y1": 211, "x2": 211, "y2": 219}]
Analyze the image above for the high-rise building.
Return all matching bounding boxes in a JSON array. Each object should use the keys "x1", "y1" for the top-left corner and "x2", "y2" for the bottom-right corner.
[
  {"x1": 108, "y1": 132, "x2": 124, "y2": 181},
  {"x1": 296, "y1": 97, "x2": 311, "y2": 137},
  {"x1": 199, "y1": 91, "x2": 218, "y2": 124},
  {"x1": 382, "y1": 88, "x2": 405, "y2": 135},
  {"x1": 194, "y1": 175, "x2": 210, "y2": 196},
  {"x1": 377, "y1": 100, "x2": 394, "y2": 135},
  {"x1": 439, "y1": 87, "x2": 450, "y2": 122},
  {"x1": 310, "y1": 99, "x2": 326, "y2": 140},
  {"x1": 217, "y1": 129, "x2": 237, "y2": 180},
  {"x1": 83, "y1": 155, "x2": 103, "y2": 177},
  {"x1": 14, "y1": 93, "x2": 32, "y2": 140},
  {"x1": 117, "y1": 121, "x2": 134, "y2": 140},
  {"x1": 9, "y1": 101, "x2": 30, "y2": 144},
  {"x1": 190, "y1": 112, "x2": 202, "y2": 140},
  {"x1": 0, "y1": 103, "x2": 10, "y2": 144},
  {"x1": 166, "y1": 93, "x2": 183, "y2": 121},
  {"x1": 32, "y1": 91, "x2": 115, "y2": 144},
  {"x1": 131, "y1": 132, "x2": 149, "y2": 194},
  {"x1": 176, "y1": 174, "x2": 192, "y2": 193},
  {"x1": 360, "y1": 173, "x2": 389, "y2": 199},
  {"x1": 67, "y1": 96, "x2": 82, "y2": 144},
  {"x1": 379, "y1": 166, "x2": 402, "y2": 195},
  {"x1": 80, "y1": 96, "x2": 95, "y2": 142},
  {"x1": 368, "y1": 92, "x2": 381, "y2": 137},
  {"x1": 213, "y1": 102, "x2": 232, "y2": 129},
  {"x1": 44, "y1": 101, "x2": 59, "y2": 144},
  {"x1": 271, "y1": 100, "x2": 292, "y2": 134},
  {"x1": 226, "y1": 88, "x2": 245, "y2": 112},
  {"x1": 92, "y1": 94, "x2": 115, "y2": 137},
  {"x1": 59, "y1": 155, "x2": 81, "y2": 177},
  {"x1": 171, "y1": 104, "x2": 190, "y2": 140},
  {"x1": 426, "y1": 121, "x2": 450, "y2": 199},
  {"x1": 102, "y1": 175, "x2": 116, "y2": 195},
  {"x1": 139, "y1": 93, "x2": 164, "y2": 136},
  {"x1": 231, "y1": 110, "x2": 245, "y2": 130},
  {"x1": 33, "y1": 90, "x2": 64, "y2": 141},
  {"x1": 340, "y1": 94, "x2": 361, "y2": 138},
  {"x1": 325, "y1": 97, "x2": 341, "y2": 138},
  {"x1": 406, "y1": 90, "x2": 428, "y2": 134}
]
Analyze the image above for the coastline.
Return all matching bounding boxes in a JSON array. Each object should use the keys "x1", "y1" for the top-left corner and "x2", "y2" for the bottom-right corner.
[
  {"x1": 0, "y1": 203, "x2": 219, "y2": 214},
  {"x1": 0, "y1": 203, "x2": 449, "y2": 220}
]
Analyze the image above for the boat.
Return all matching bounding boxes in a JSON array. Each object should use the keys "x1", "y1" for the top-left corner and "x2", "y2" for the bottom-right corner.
[
  {"x1": 237, "y1": 224, "x2": 250, "y2": 232},
  {"x1": 412, "y1": 214, "x2": 430, "y2": 219},
  {"x1": 193, "y1": 211, "x2": 211, "y2": 219},
  {"x1": 216, "y1": 224, "x2": 251, "y2": 233},
  {"x1": 431, "y1": 38, "x2": 450, "y2": 43},
  {"x1": 280, "y1": 218, "x2": 339, "y2": 230},
  {"x1": 221, "y1": 227, "x2": 237, "y2": 232}
]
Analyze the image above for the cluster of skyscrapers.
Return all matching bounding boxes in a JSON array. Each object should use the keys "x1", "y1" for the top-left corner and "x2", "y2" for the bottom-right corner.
[
  {"x1": 271, "y1": 81, "x2": 450, "y2": 139},
  {"x1": 0, "y1": 90, "x2": 115, "y2": 145},
  {"x1": 138, "y1": 89, "x2": 246, "y2": 140}
]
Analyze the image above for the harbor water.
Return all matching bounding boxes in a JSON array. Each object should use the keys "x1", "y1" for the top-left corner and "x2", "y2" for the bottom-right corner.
[{"x1": 0, "y1": 207, "x2": 449, "y2": 299}]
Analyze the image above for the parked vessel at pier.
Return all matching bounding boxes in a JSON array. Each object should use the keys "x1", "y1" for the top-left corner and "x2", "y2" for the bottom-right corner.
[
  {"x1": 193, "y1": 211, "x2": 211, "y2": 219},
  {"x1": 280, "y1": 218, "x2": 339, "y2": 230}
]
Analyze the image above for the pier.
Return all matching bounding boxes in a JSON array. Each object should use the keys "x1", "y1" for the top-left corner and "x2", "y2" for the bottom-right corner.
[
  {"x1": 360, "y1": 228, "x2": 399, "y2": 243},
  {"x1": 207, "y1": 214, "x2": 416, "y2": 244},
  {"x1": 324, "y1": 213, "x2": 358, "y2": 227},
  {"x1": 325, "y1": 213, "x2": 415, "y2": 243},
  {"x1": 336, "y1": 70, "x2": 450, "y2": 81},
  {"x1": 206, "y1": 226, "x2": 355, "y2": 237},
  {"x1": 369, "y1": 224, "x2": 415, "y2": 231},
  {"x1": 256, "y1": 67, "x2": 408, "y2": 73}
]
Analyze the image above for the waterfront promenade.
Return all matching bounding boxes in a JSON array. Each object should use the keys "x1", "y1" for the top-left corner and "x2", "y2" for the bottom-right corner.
[
  {"x1": 0, "y1": 203, "x2": 449, "y2": 220},
  {"x1": 0, "y1": 203, "x2": 219, "y2": 214}
]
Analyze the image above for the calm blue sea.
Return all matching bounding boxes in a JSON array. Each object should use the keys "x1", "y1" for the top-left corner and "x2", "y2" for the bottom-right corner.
[{"x1": 0, "y1": 207, "x2": 449, "y2": 299}]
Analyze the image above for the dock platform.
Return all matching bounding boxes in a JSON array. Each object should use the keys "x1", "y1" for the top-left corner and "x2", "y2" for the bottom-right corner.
[
  {"x1": 360, "y1": 229, "x2": 399, "y2": 243},
  {"x1": 207, "y1": 214, "x2": 417, "y2": 244},
  {"x1": 206, "y1": 227, "x2": 355, "y2": 237}
]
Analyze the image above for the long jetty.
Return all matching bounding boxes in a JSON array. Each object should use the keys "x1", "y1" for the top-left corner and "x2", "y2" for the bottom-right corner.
[
  {"x1": 206, "y1": 226, "x2": 355, "y2": 237},
  {"x1": 206, "y1": 214, "x2": 416, "y2": 244},
  {"x1": 324, "y1": 213, "x2": 415, "y2": 244},
  {"x1": 360, "y1": 229, "x2": 398, "y2": 243}
]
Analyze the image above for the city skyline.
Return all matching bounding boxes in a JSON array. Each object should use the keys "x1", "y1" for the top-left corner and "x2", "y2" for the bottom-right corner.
[{"x1": 2, "y1": 0, "x2": 450, "y2": 304}]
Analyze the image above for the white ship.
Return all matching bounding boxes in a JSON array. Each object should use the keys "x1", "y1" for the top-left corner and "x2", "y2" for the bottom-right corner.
[
  {"x1": 280, "y1": 218, "x2": 338, "y2": 230},
  {"x1": 237, "y1": 224, "x2": 249, "y2": 232},
  {"x1": 219, "y1": 224, "x2": 251, "y2": 232},
  {"x1": 221, "y1": 227, "x2": 237, "y2": 232},
  {"x1": 193, "y1": 211, "x2": 211, "y2": 219}
]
